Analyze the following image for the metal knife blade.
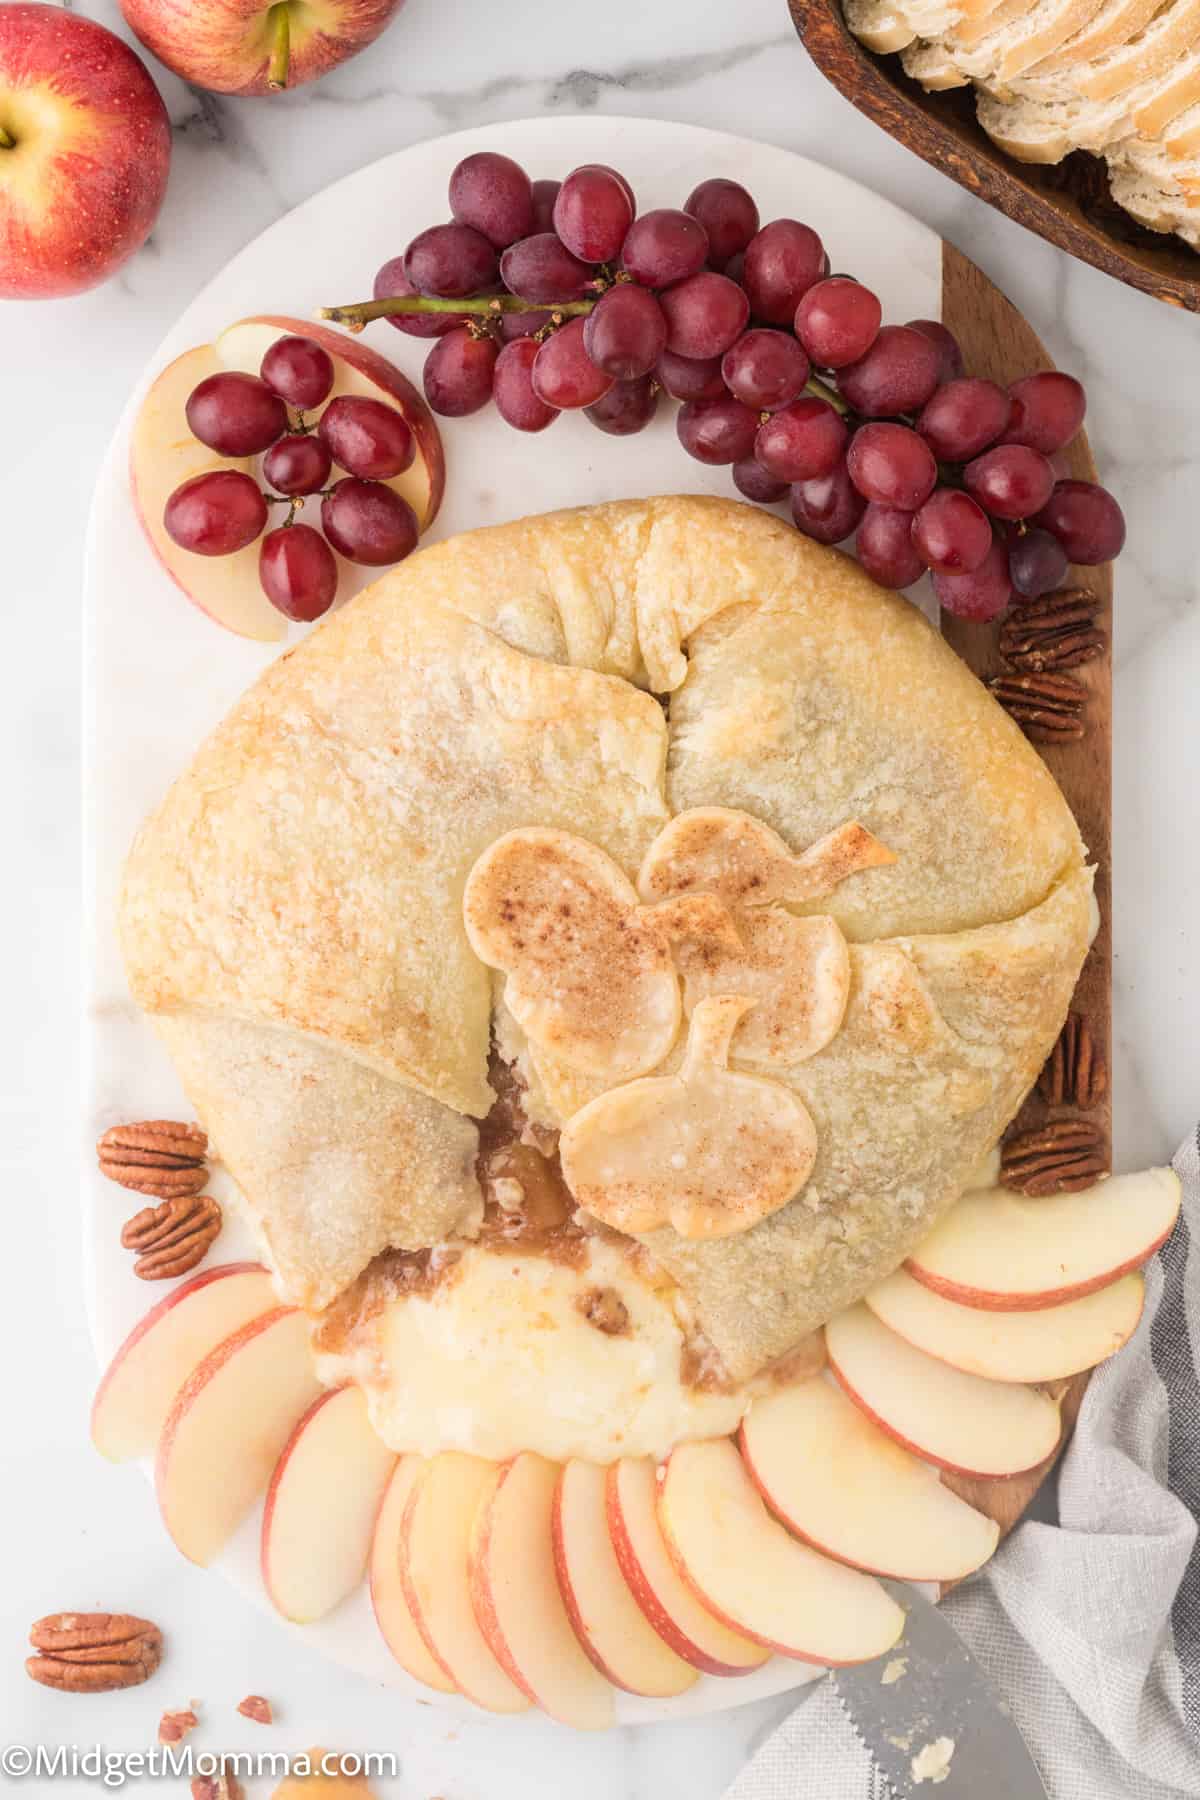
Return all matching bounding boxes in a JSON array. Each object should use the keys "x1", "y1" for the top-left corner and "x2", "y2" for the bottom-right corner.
[{"x1": 829, "y1": 1582, "x2": 1049, "y2": 1799}]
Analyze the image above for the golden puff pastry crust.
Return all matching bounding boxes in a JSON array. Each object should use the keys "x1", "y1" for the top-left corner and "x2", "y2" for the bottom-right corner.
[{"x1": 120, "y1": 496, "x2": 1090, "y2": 1361}]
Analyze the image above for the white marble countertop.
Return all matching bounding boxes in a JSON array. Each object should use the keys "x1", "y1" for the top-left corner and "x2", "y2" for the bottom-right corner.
[{"x1": 5, "y1": 0, "x2": 1198, "y2": 1794}]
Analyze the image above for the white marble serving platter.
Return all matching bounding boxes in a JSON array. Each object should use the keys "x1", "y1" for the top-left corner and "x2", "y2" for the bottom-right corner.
[{"x1": 83, "y1": 115, "x2": 945, "y2": 1723}]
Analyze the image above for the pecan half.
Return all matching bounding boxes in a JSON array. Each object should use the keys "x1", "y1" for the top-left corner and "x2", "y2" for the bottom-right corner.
[
  {"x1": 988, "y1": 671, "x2": 1087, "y2": 744},
  {"x1": 26, "y1": 1613, "x2": 162, "y2": 1693},
  {"x1": 237, "y1": 1693, "x2": 273, "y2": 1725},
  {"x1": 1001, "y1": 1120, "x2": 1109, "y2": 1195},
  {"x1": 121, "y1": 1194, "x2": 222, "y2": 1280},
  {"x1": 999, "y1": 588, "x2": 1105, "y2": 673},
  {"x1": 97, "y1": 1121, "x2": 208, "y2": 1199},
  {"x1": 1038, "y1": 1011, "x2": 1108, "y2": 1109}
]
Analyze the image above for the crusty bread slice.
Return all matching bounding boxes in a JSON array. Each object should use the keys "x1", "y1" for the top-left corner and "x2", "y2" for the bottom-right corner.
[
  {"x1": 975, "y1": 0, "x2": 1200, "y2": 159},
  {"x1": 1025, "y1": 0, "x2": 1161, "y2": 72},
  {"x1": 1106, "y1": 147, "x2": 1200, "y2": 236},
  {"x1": 844, "y1": 0, "x2": 917, "y2": 54},
  {"x1": 1164, "y1": 97, "x2": 1200, "y2": 152},
  {"x1": 905, "y1": 0, "x2": 1109, "y2": 85},
  {"x1": 1129, "y1": 47, "x2": 1200, "y2": 131}
]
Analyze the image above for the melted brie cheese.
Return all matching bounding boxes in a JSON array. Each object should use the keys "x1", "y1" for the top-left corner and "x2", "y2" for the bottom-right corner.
[{"x1": 316, "y1": 1237, "x2": 752, "y2": 1464}]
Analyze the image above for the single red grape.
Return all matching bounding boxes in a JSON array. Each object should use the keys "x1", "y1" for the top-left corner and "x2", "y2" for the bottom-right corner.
[
  {"x1": 318, "y1": 395, "x2": 415, "y2": 480},
  {"x1": 554, "y1": 164, "x2": 635, "y2": 263},
  {"x1": 500, "y1": 233, "x2": 595, "y2": 303},
  {"x1": 448, "y1": 151, "x2": 534, "y2": 249},
  {"x1": 259, "y1": 523, "x2": 338, "y2": 621},
  {"x1": 583, "y1": 283, "x2": 668, "y2": 379},
  {"x1": 321, "y1": 478, "x2": 418, "y2": 565},
  {"x1": 585, "y1": 375, "x2": 659, "y2": 436},
  {"x1": 373, "y1": 257, "x2": 469, "y2": 338},
  {"x1": 917, "y1": 378, "x2": 1011, "y2": 462},
  {"x1": 732, "y1": 457, "x2": 789, "y2": 504},
  {"x1": 964, "y1": 444, "x2": 1056, "y2": 520},
  {"x1": 684, "y1": 178, "x2": 759, "y2": 267},
  {"x1": 742, "y1": 219, "x2": 825, "y2": 324},
  {"x1": 677, "y1": 395, "x2": 759, "y2": 465},
  {"x1": 1007, "y1": 526, "x2": 1070, "y2": 597},
  {"x1": 933, "y1": 535, "x2": 1012, "y2": 620},
  {"x1": 493, "y1": 337, "x2": 559, "y2": 433},
  {"x1": 794, "y1": 277, "x2": 881, "y2": 369},
  {"x1": 531, "y1": 317, "x2": 615, "y2": 409},
  {"x1": 422, "y1": 328, "x2": 498, "y2": 416},
  {"x1": 907, "y1": 319, "x2": 964, "y2": 384},
  {"x1": 659, "y1": 271, "x2": 749, "y2": 359},
  {"x1": 653, "y1": 348, "x2": 727, "y2": 402},
  {"x1": 622, "y1": 208, "x2": 709, "y2": 287},
  {"x1": 856, "y1": 504, "x2": 926, "y2": 589},
  {"x1": 498, "y1": 306, "x2": 555, "y2": 341},
  {"x1": 790, "y1": 460, "x2": 867, "y2": 545},
  {"x1": 1031, "y1": 480, "x2": 1125, "y2": 564},
  {"x1": 912, "y1": 489, "x2": 992, "y2": 575},
  {"x1": 260, "y1": 335, "x2": 334, "y2": 411},
  {"x1": 186, "y1": 372, "x2": 287, "y2": 457},
  {"x1": 756, "y1": 396, "x2": 847, "y2": 481},
  {"x1": 1001, "y1": 371, "x2": 1087, "y2": 454},
  {"x1": 847, "y1": 422, "x2": 937, "y2": 510},
  {"x1": 404, "y1": 221, "x2": 498, "y2": 298},
  {"x1": 837, "y1": 326, "x2": 941, "y2": 417},
  {"x1": 164, "y1": 470, "x2": 268, "y2": 556},
  {"x1": 530, "y1": 178, "x2": 560, "y2": 232},
  {"x1": 721, "y1": 328, "x2": 810, "y2": 411},
  {"x1": 262, "y1": 433, "x2": 333, "y2": 497}
]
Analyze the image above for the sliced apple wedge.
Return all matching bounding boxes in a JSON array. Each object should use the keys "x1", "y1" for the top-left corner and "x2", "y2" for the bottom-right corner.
[
  {"x1": 92, "y1": 1262, "x2": 276, "y2": 1462},
  {"x1": 866, "y1": 1268, "x2": 1145, "y2": 1384},
  {"x1": 469, "y1": 1453, "x2": 616, "y2": 1730},
  {"x1": 369, "y1": 1457, "x2": 457, "y2": 1695},
  {"x1": 739, "y1": 1379, "x2": 999, "y2": 1582},
  {"x1": 552, "y1": 1460, "x2": 697, "y2": 1698},
  {"x1": 605, "y1": 1457, "x2": 770, "y2": 1677},
  {"x1": 261, "y1": 1386, "x2": 396, "y2": 1623},
  {"x1": 155, "y1": 1306, "x2": 323, "y2": 1565},
  {"x1": 825, "y1": 1304, "x2": 1062, "y2": 1478},
  {"x1": 130, "y1": 346, "x2": 284, "y2": 642},
  {"x1": 400, "y1": 1453, "x2": 529, "y2": 1715},
  {"x1": 215, "y1": 316, "x2": 443, "y2": 531},
  {"x1": 657, "y1": 1439, "x2": 904, "y2": 1666},
  {"x1": 906, "y1": 1169, "x2": 1182, "y2": 1310}
]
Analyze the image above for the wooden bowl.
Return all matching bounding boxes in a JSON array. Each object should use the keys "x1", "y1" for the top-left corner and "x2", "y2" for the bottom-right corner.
[{"x1": 789, "y1": 0, "x2": 1200, "y2": 312}]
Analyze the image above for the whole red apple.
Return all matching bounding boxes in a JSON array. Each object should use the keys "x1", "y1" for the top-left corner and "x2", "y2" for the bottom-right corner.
[
  {"x1": 0, "y1": 4, "x2": 170, "y2": 300},
  {"x1": 121, "y1": 0, "x2": 407, "y2": 97}
]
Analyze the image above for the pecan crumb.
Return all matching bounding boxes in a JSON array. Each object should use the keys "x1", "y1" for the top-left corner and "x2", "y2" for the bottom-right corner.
[
  {"x1": 191, "y1": 1765, "x2": 244, "y2": 1800},
  {"x1": 576, "y1": 1285, "x2": 630, "y2": 1336},
  {"x1": 237, "y1": 1693, "x2": 273, "y2": 1725},
  {"x1": 158, "y1": 1708, "x2": 198, "y2": 1745}
]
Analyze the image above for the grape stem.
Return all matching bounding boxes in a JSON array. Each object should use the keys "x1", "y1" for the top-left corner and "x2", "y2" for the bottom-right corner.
[
  {"x1": 0, "y1": 125, "x2": 13, "y2": 150},
  {"x1": 266, "y1": 2, "x2": 291, "y2": 91},
  {"x1": 317, "y1": 294, "x2": 598, "y2": 332}
]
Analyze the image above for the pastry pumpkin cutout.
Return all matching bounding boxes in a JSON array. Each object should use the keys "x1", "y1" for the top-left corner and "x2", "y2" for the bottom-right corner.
[
  {"x1": 462, "y1": 827, "x2": 739, "y2": 1085},
  {"x1": 638, "y1": 808, "x2": 895, "y2": 910},
  {"x1": 559, "y1": 996, "x2": 819, "y2": 1240}
]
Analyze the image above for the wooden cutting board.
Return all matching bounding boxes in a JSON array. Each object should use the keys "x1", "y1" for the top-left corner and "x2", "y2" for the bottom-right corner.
[{"x1": 935, "y1": 242, "x2": 1113, "y2": 1542}]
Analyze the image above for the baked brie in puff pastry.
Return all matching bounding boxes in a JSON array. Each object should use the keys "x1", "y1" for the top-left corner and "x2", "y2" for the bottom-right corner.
[{"x1": 121, "y1": 496, "x2": 1091, "y2": 1385}]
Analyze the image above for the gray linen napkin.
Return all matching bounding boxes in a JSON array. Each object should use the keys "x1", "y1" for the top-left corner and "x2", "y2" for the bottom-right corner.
[{"x1": 725, "y1": 1132, "x2": 1200, "y2": 1800}]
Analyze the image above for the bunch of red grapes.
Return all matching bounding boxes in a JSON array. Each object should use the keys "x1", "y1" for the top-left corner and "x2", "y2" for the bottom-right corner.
[
  {"x1": 163, "y1": 334, "x2": 421, "y2": 621},
  {"x1": 370, "y1": 153, "x2": 1124, "y2": 621}
]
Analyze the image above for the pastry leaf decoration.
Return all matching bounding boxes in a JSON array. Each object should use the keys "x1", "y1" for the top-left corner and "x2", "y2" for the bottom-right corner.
[{"x1": 638, "y1": 808, "x2": 895, "y2": 910}]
